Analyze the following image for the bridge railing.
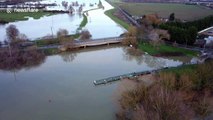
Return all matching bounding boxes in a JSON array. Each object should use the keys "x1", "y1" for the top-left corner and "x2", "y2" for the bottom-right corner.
[{"x1": 75, "y1": 37, "x2": 125, "y2": 45}]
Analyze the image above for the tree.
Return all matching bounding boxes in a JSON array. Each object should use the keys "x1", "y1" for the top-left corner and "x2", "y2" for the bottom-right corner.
[
  {"x1": 6, "y1": 24, "x2": 19, "y2": 43},
  {"x1": 78, "y1": 5, "x2": 83, "y2": 13},
  {"x1": 61, "y1": 1, "x2": 68, "y2": 8},
  {"x1": 141, "y1": 14, "x2": 161, "y2": 28},
  {"x1": 187, "y1": 26, "x2": 197, "y2": 45},
  {"x1": 57, "y1": 29, "x2": 68, "y2": 38},
  {"x1": 80, "y1": 30, "x2": 92, "y2": 40},
  {"x1": 148, "y1": 29, "x2": 169, "y2": 49},
  {"x1": 56, "y1": 29, "x2": 75, "y2": 50},
  {"x1": 68, "y1": 5, "x2": 74, "y2": 14},
  {"x1": 169, "y1": 13, "x2": 175, "y2": 22},
  {"x1": 17, "y1": 33, "x2": 28, "y2": 42},
  {"x1": 122, "y1": 26, "x2": 138, "y2": 48},
  {"x1": 98, "y1": 0, "x2": 103, "y2": 8}
]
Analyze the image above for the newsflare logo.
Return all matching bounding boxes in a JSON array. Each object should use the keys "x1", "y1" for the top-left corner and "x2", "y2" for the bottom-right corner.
[
  {"x1": 5, "y1": 8, "x2": 39, "y2": 13},
  {"x1": 6, "y1": 8, "x2": 12, "y2": 13}
]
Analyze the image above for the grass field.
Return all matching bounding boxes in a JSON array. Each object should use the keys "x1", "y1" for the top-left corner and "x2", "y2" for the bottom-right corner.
[
  {"x1": 105, "y1": 9, "x2": 130, "y2": 30},
  {"x1": 118, "y1": 3, "x2": 213, "y2": 21},
  {"x1": 78, "y1": 14, "x2": 88, "y2": 29},
  {"x1": 138, "y1": 42, "x2": 199, "y2": 57},
  {"x1": 0, "y1": 11, "x2": 54, "y2": 22},
  {"x1": 161, "y1": 64, "x2": 197, "y2": 75}
]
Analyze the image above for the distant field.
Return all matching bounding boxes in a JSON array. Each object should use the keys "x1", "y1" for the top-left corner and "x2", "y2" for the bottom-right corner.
[
  {"x1": 0, "y1": 12, "x2": 53, "y2": 22},
  {"x1": 118, "y1": 3, "x2": 213, "y2": 21}
]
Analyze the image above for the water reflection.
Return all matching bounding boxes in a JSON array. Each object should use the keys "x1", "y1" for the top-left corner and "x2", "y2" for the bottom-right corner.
[
  {"x1": 122, "y1": 47, "x2": 166, "y2": 68},
  {"x1": 59, "y1": 51, "x2": 77, "y2": 62}
]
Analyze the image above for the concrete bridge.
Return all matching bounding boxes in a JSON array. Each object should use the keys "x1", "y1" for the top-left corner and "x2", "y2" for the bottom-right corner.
[
  {"x1": 74, "y1": 37, "x2": 124, "y2": 48},
  {"x1": 57, "y1": 37, "x2": 125, "y2": 51}
]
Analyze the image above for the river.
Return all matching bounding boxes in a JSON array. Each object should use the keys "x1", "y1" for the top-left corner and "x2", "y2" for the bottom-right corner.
[{"x1": 0, "y1": 45, "x2": 182, "y2": 120}]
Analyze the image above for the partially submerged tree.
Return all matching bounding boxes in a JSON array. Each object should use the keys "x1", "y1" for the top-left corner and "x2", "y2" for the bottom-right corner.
[
  {"x1": 98, "y1": 0, "x2": 104, "y2": 8},
  {"x1": 61, "y1": 1, "x2": 68, "y2": 8},
  {"x1": 68, "y1": 5, "x2": 75, "y2": 14},
  {"x1": 0, "y1": 47, "x2": 46, "y2": 71},
  {"x1": 78, "y1": 5, "x2": 83, "y2": 13},
  {"x1": 80, "y1": 30, "x2": 92, "y2": 40},
  {"x1": 6, "y1": 24, "x2": 20, "y2": 44},
  {"x1": 57, "y1": 29, "x2": 68, "y2": 38}
]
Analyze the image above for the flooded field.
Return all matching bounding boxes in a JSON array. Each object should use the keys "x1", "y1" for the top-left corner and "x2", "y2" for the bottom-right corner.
[{"x1": 0, "y1": 0, "x2": 125, "y2": 41}]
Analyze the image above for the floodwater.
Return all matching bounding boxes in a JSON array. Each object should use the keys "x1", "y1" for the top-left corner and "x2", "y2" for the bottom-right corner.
[
  {"x1": 0, "y1": 0, "x2": 125, "y2": 41},
  {"x1": 84, "y1": 0, "x2": 126, "y2": 39},
  {"x1": 0, "y1": 46, "x2": 182, "y2": 120}
]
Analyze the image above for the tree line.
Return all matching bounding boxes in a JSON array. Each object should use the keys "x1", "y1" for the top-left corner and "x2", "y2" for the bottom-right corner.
[{"x1": 159, "y1": 15, "x2": 213, "y2": 45}]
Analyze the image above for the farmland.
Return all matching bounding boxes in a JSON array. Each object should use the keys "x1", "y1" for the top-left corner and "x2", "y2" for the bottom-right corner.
[{"x1": 117, "y1": 3, "x2": 213, "y2": 21}]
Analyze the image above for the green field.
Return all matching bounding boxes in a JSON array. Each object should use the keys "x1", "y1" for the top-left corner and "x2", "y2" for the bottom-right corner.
[
  {"x1": 105, "y1": 9, "x2": 130, "y2": 30},
  {"x1": 117, "y1": 3, "x2": 213, "y2": 21},
  {"x1": 161, "y1": 64, "x2": 197, "y2": 75},
  {"x1": 138, "y1": 42, "x2": 199, "y2": 57},
  {"x1": 0, "y1": 11, "x2": 54, "y2": 22}
]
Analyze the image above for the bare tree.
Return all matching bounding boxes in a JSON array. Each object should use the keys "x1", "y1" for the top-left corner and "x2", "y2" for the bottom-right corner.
[
  {"x1": 78, "y1": 5, "x2": 83, "y2": 13},
  {"x1": 56, "y1": 29, "x2": 75, "y2": 50},
  {"x1": 68, "y1": 5, "x2": 74, "y2": 14},
  {"x1": 122, "y1": 26, "x2": 138, "y2": 48},
  {"x1": 6, "y1": 24, "x2": 20, "y2": 43},
  {"x1": 148, "y1": 29, "x2": 170, "y2": 49},
  {"x1": 57, "y1": 29, "x2": 68, "y2": 38},
  {"x1": 80, "y1": 30, "x2": 92, "y2": 40},
  {"x1": 61, "y1": 1, "x2": 68, "y2": 8},
  {"x1": 17, "y1": 33, "x2": 28, "y2": 42}
]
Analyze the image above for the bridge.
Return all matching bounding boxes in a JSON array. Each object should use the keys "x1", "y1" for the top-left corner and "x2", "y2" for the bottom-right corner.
[
  {"x1": 58, "y1": 37, "x2": 125, "y2": 51},
  {"x1": 74, "y1": 37, "x2": 124, "y2": 48}
]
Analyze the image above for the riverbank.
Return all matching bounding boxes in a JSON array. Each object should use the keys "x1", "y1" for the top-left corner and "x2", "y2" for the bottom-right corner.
[
  {"x1": 78, "y1": 7, "x2": 101, "y2": 30},
  {"x1": 117, "y1": 61, "x2": 213, "y2": 120},
  {"x1": 105, "y1": 9, "x2": 130, "y2": 30}
]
